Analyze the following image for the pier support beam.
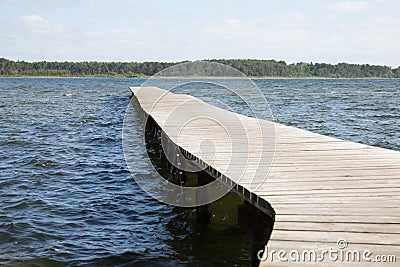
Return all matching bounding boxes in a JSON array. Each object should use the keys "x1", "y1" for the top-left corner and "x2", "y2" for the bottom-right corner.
[
  {"x1": 238, "y1": 201, "x2": 274, "y2": 267},
  {"x1": 196, "y1": 170, "x2": 214, "y2": 226}
]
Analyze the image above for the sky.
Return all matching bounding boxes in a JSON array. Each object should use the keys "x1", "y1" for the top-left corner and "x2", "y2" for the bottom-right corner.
[{"x1": 1, "y1": 0, "x2": 400, "y2": 67}]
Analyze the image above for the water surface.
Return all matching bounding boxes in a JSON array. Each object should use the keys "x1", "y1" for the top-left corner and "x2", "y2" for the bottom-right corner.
[{"x1": 0, "y1": 78, "x2": 398, "y2": 266}]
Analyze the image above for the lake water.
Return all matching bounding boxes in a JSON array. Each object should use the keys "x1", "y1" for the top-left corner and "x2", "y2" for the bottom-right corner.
[{"x1": 0, "y1": 78, "x2": 399, "y2": 266}]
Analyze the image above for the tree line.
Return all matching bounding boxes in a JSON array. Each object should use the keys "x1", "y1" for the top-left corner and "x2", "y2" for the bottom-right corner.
[{"x1": 1, "y1": 57, "x2": 399, "y2": 78}]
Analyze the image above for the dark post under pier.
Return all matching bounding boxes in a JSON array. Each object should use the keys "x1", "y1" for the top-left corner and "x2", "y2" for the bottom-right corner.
[
  {"x1": 238, "y1": 201, "x2": 275, "y2": 267},
  {"x1": 176, "y1": 154, "x2": 187, "y2": 186},
  {"x1": 196, "y1": 170, "x2": 214, "y2": 226}
]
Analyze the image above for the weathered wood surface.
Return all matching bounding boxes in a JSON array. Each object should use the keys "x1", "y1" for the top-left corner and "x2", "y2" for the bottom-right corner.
[{"x1": 130, "y1": 86, "x2": 400, "y2": 266}]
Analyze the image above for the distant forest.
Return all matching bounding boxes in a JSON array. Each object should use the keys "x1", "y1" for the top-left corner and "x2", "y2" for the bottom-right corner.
[{"x1": 1, "y1": 58, "x2": 399, "y2": 78}]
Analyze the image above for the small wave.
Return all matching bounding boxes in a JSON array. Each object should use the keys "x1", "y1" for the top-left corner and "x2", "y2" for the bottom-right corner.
[
  {"x1": 4, "y1": 200, "x2": 29, "y2": 211},
  {"x1": 2, "y1": 258, "x2": 66, "y2": 267},
  {"x1": 372, "y1": 114, "x2": 400, "y2": 119},
  {"x1": 21, "y1": 157, "x2": 60, "y2": 169},
  {"x1": 81, "y1": 251, "x2": 173, "y2": 267},
  {"x1": 1, "y1": 140, "x2": 29, "y2": 146}
]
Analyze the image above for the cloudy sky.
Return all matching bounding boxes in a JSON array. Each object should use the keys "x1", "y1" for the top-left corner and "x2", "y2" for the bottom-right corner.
[{"x1": 1, "y1": 0, "x2": 399, "y2": 66}]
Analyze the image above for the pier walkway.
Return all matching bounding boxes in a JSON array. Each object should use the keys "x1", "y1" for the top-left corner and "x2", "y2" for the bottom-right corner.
[{"x1": 130, "y1": 86, "x2": 400, "y2": 266}]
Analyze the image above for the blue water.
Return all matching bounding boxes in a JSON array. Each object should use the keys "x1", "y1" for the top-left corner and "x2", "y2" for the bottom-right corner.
[
  {"x1": 0, "y1": 78, "x2": 177, "y2": 266},
  {"x1": 259, "y1": 78, "x2": 400, "y2": 151},
  {"x1": 0, "y1": 78, "x2": 399, "y2": 266}
]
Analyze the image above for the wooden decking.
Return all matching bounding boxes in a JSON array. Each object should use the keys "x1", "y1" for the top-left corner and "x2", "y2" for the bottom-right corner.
[{"x1": 130, "y1": 86, "x2": 400, "y2": 266}]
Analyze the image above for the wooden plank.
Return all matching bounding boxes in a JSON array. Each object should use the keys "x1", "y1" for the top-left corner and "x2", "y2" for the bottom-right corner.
[
  {"x1": 273, "y1": 207, "x2": 400, "y2": 216},
  {"x1": 274, "y1": 221, "x2": 400, "y2": 234},
  {"x1": 275, "y1": 214, "x2": 400, "y2": 224},
  {"x1": 270, "y1": 230, "x2": 400, "y2": 245}
]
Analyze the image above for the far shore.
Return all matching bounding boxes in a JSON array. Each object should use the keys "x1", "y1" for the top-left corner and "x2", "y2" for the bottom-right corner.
[{"x1": 1, "y1": 75, "x2": 399, "y2": 79}]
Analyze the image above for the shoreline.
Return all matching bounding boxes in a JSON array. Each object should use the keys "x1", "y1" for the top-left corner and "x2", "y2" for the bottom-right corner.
[{"x1": 0, "y1": 75, "x2": 399, "y2": 79}]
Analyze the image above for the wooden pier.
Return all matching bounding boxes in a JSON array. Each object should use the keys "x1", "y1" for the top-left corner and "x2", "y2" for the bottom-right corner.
[{"x1": 130, "y1": 86, "x2": 400, "y2": 266}]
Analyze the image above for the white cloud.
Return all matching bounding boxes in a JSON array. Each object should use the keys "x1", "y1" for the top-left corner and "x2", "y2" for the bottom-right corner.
[
  {"x1": 201, "y1": 14, "x2": 314, "y2": 43},
  {"x1": 109, "y1": 28, "x2": 136, "y2": 37},
  {"x1": 330, "y1": 1, "x2": 370, "y2": 13},
  {"x1": 199, "y1": 16, "x2": 328, "y2": 63},
  {"x1": 19, "y1": 14, "x2": 64, "y2": 34},
  {"x1": 20, "y1": 14, "x2": 44, "y2": 23},
  {"x1": 108, "y1": 28, "x2": 138, "y2": 44},
  {"x1": 202, "y1": 19, "x2": 245, "y2": 38},
  {"x1": 373, "y1": 16, "x2": 400, "y2": 25}
]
